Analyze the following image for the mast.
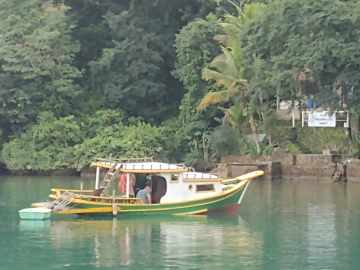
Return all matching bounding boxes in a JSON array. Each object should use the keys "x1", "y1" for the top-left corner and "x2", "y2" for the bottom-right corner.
[
  {"x1": 95, "y1": 166, "x2": 100, "y2": 189},
  {"x1": 126, "y1": 173, "x2": 130, "y2": 198}
]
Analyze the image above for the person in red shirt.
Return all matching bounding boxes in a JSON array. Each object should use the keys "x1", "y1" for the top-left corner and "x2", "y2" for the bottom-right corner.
[{"x1": 118, "y1": 173, "x2": 136, "y2": 196}]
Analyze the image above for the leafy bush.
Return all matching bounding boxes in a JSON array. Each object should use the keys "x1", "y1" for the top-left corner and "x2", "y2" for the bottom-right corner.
[
  {"x1": 32, "y1": 112, "x2": 82, "y2": 149},
  {"x1": 210, "y1": 125, "x2": 240, "y2": 157},
  {"x1": 158, "y1": 119, "x2": 187, "y2": 162},
  {"x1": 298, "y1": 128, "x2": 350, "y2": 154},
  {"x1": 2, "y1": 109, "x2": 166, "y2": 171},
  {"x1": 81, "y1": 109, "x2": 124, "y2": 138},
  {"x1": 74, "y1": 122, "x2": 164, "y2": 169},
  {"x1": 287, "y1": 143, "x2": 302, "y2": 154},
  {"x1": 2, "y1": 133, "x2": 35, "y2": 170},
  {"x1": 2, "y1": 112, "x2": 82, "y2": 171},
  {"x1": 120, "y1": 122, "x2": 163, "y2": 158},
  {"x1": 73, "y1": 126, "x2": 124, "y2": 169}
]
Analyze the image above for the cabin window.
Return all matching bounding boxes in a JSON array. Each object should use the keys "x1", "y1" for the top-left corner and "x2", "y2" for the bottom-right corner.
[
  {"x1": 196, "y1": 184, "x2": 215, "y2": 192},
  {"x1": 171, "y1": 174, "x2": 179, "y2": 182}
]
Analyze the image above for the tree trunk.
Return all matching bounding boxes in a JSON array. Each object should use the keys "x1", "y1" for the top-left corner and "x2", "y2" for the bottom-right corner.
[
  {"x1": 249, "y1": 115, "x2": 261, "y2": 154},
  {"x1": 202, "y1": 133, "x2": 209, "y2": 162}
]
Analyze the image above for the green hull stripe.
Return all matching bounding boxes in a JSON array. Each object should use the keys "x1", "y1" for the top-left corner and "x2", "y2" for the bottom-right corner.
[
  {"x1": 115, "y1": 185, "x2": 244, "y2": 213},
  {"x1": 59, "y1": 183, "x2": 246, "y2": 216}
]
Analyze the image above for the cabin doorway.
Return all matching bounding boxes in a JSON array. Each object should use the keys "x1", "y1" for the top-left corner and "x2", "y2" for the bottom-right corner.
[
  {"x1": 150, "y1": 175, "x2": 167, "y2": 203},
  {"x1": 134, "y1": 174, "x2": 167, "y2": 203}
]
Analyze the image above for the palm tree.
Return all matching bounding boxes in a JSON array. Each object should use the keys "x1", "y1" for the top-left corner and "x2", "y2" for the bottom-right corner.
[
  {"x1": 197, "y1": 46, "x2": 248, "y2": 111},
  {"x1": 197, "y1": 2, "x2": 266, "y2": 154}
]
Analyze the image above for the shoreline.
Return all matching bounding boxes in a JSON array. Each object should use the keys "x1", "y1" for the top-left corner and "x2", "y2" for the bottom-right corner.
[
  {"x1": 0, "y1": 168, "x2": 80, "y2": 177},
  {"x1": 2, "y1": 154, "x2": 360, "y2": 183}
]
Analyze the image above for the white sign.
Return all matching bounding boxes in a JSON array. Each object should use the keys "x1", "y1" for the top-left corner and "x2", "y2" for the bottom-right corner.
[{"x1": 308, "y1": 111, "x2": 336, "y2": 127}]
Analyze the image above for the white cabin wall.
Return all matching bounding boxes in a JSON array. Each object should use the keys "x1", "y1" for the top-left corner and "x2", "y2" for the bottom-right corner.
[
  {"x1": 160, "y1": 174, "x2": 224, "y2": 204},
  {"x1": 161, "y1": 174, "x2": 193, "y2": 203}
]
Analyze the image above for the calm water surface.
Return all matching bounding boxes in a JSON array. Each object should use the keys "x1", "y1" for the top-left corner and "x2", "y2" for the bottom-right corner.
[{"x1": 1, "y1": 176, "x2": 360, "y2": 270}]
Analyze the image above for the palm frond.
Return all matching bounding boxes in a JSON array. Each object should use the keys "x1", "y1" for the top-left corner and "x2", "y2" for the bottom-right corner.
[
  {"x1": 220, "y1": 46, "x2": 238, "y2": 77},
  {"x1": 202, "y1": 68, "x2": 231, "y2": 88},
  {"x1": 228, "y1": 79, "x2": 248, "y2": 97},
  {"x1": 197, "y1": 90, "x2": 229, "y2": 111},
  {"x1": 227, "y1": 0, "x2": 243, "y2": 16},
  {"x1": 213, "y1": 34, "x2": 228, "y2": 45}
]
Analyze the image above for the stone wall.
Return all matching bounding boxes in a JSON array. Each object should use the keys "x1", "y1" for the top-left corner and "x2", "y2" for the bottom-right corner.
[
  {"x1": 221, "y1": 154, "x2": 360, "y2": 182},
  {"x1": 220, "y1": 155, "x2": 281, "y2": 180},
  {"x1": 346, "y1": 159, "x2": 360, "y2": 182}
]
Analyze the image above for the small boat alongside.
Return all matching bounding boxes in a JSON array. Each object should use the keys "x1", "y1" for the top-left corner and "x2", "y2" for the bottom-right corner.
[
  {"x1": 18, "y1": 207, "x2": 52, "y2": 220},
  {"x1": 19, "y1": 158, "x2": 264, "y2": 219}
]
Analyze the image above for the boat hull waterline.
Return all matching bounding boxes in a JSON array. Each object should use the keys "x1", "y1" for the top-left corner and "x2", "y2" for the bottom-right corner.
[{"x1": 50, "y1": 175, "x2": 258, "y2": 217}]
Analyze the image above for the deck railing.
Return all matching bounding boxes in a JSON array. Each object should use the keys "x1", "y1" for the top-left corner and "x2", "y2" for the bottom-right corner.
[{"x1": 94, "y1": 157, "x2": 154, "y2": 163}]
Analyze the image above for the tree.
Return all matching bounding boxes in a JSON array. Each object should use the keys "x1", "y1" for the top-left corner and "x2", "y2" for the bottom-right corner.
[
  {"x1": 85, "y1": 0, "x2": 220, "y2": 123},
  {"x1": 89, "y1": 10, "x2": 167, "y2": 122},
  {"x1": 0, "y1": 0, "x2": 81, "y2": 131},
  {"x1": 175, "y1": 15, "x2": 220, "y2": 122},
  {"x1": 173, "y1": 15, "x2": 221, "y2": 161},
  {"x1": 240, "y1": 0, "x2": 360, "y2": 112}
]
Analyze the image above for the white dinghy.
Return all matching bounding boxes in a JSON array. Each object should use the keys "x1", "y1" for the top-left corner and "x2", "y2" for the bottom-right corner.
[{"x1": 18, "y1": 207, "x2": 52, "y2": 220}]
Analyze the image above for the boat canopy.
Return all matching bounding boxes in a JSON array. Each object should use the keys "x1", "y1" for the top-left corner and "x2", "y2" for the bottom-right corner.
[{"x1": 91, "y1": 159, "x2": 189, "y2": 174}]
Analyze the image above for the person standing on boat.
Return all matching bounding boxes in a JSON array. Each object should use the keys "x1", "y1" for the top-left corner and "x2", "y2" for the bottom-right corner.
[
  {"x1": 118, "y1": 173, "x2": 136, "y2": 196},
  {"x1": 128, "y1": 174, "x2": 136, "y2": 197},
  {"x1": 118, "y1": 173, "x2": 127, "y2": 194},
  {"x1": 136, "y1": 183, "x2": 152, "y2": 204}
]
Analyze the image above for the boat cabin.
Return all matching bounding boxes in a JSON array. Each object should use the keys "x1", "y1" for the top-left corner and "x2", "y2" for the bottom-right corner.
[{"x1": 92, "y1": 159, "x2": 223, "y2": 204}]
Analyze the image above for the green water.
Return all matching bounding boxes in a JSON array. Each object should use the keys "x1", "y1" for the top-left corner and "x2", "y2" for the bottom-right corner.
[{"x1": 1, "y1": 176, "x2": 360, "y2": 270}]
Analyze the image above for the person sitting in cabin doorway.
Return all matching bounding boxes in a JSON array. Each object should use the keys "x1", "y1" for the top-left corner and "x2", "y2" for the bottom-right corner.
[{"x1": 136, "y1": 183, "x2": 152, "y2": 204}]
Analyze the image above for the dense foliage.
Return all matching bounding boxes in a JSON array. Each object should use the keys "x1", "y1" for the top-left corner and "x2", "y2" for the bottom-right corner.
[{"x1": 1, "y1": 0, "x2": 360, "y2": 172}]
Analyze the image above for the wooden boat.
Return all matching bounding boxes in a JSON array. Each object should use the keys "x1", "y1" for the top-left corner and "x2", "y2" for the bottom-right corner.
[{"x1": 29, "y1": 158, "x2": 264, "y2": 218}]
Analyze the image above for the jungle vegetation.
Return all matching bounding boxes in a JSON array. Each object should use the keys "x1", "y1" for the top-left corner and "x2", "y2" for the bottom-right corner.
[{"x1": 1, "y1": 0, "x2": 360, "y2": 172}]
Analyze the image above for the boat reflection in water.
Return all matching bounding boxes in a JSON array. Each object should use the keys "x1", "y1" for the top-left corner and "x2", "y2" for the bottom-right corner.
[
  {"x1": 19, "y1": 220, "x2": 51, "y2": 231},
  {"x1": 40, "y1": 216, "x2": 263, "y2": 268}
]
